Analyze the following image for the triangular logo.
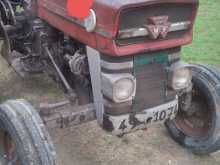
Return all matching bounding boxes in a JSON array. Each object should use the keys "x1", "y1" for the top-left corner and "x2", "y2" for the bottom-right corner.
[
  {"x1": 146, "y1": 25, "x2": 160, "y2": 39},
  {"x1": 159, "y1": 23, "x2": 171, "y2": 38},
  {"x1": 145, "y1": 16, "x2": 171, "y2": 39}
]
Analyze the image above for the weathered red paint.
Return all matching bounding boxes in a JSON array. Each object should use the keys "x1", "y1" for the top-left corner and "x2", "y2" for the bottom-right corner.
[
  {"x1": 38, "y1": 0, "x2": 198, "y2": 56},
  {"x1": 66, "y1": 0, "x2": 93, "y2": 19}
]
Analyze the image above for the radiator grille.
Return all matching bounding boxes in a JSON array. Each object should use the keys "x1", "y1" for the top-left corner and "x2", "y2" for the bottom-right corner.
[
  {"x1": 101, "y1": 49, "x2": 178, "y2": 115},
  {"x1": 117, "y1": 3, "x2": 194, "y2": 45},
  {"x1": 133, "y1": 53, "x2": 175, "y2": 111}
]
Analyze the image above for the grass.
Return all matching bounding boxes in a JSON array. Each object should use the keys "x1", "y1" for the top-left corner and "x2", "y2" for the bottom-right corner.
[{"x1": 183, "y1": 0, "x2": 220, "y2": 67}]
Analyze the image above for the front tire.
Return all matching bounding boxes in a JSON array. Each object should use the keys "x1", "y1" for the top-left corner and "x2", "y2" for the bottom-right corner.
[
  {"x1": 166, "y1": 64, "x2": 220, "y2": 155},
  {"x1": 0, "y1": 99, "x2": 57, "y2": 164}
]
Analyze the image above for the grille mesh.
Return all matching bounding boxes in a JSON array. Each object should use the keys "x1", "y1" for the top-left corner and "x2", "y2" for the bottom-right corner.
[{"x1": 133, "y1": 52, "x2": 175, "y2": 112}]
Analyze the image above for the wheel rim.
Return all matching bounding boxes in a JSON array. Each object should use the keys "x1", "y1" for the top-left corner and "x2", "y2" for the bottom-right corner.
[
  {"x1": 0, "y1": 130, "x2": 20, "y2": 165},
  {"x1": 174, "y1": 86, "x2": 212, "y2": 138}
]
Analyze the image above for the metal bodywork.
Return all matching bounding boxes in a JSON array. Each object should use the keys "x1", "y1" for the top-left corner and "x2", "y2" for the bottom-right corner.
[
  {"x1": 38, "y1": 0, "x2": 198, "y2": 56},
  {"x1": 103, "y1": 98, "x2": 178, "y2": 135},
  {"x1": 2, "y1": 0, "x2": 220, "y2": 159},
  {"x1": 0, "y1": 0, "x2": 198, "y2": 135},
  {"x1": 41, "y1": 98, "x2": 178, "y2": 135}
]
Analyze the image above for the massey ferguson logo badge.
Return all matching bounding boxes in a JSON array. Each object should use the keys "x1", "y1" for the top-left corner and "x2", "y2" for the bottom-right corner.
[{"x1": 145, "y1": 16, "x2": 171, "y2": 39}]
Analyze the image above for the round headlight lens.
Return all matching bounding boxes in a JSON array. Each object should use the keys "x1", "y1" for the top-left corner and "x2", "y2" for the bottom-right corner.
[
  {"x1": 84, "y1": 9, "x2": 96, "y2": 32},
  {"x1": 114, "y1": 78, "x2": 135, "y2": 101},
  {"x1": 172, "y1": 68, "x2": 192, "y2": 90}
]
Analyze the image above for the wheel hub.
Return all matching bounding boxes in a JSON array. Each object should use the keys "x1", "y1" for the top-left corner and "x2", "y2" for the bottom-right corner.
[
  {"x1": 0, "y1": 130, "x2": 20, "y2": 165},
  {"x1": 174, "y1": 88, "x2": 212, "y2": 138}
]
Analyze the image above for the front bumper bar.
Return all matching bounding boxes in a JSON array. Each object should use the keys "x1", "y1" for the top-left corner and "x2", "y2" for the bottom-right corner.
[
  {"x1": 103, "y1": 98, "x2": 178, "y2": 135},
  {"x1": 41, "y1": 98, "x2": 178, "y2": 136}
]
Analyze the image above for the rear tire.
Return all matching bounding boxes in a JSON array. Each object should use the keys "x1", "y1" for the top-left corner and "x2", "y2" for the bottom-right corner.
[
  {"x1": 0, "y1": 99, "x2": 57, "y2": 164},
  {"x1": 166, "y1": 64, "x2": 220, "y2": 155}
]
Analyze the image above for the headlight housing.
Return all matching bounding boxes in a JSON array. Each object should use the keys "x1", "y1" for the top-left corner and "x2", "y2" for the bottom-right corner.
[
  {"x1": 84, "y1": 9, "x2": 96, "y2": 32},
  {"x1": 169, "y1": 62, "x2": 192, "y2": 90},
  {"x1": 101, "y1": 73, "x2": 136, "y2": 103}
]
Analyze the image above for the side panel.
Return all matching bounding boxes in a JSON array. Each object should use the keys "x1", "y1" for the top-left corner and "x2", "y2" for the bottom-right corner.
[
  {"x1": 87, "y1": 47, "x2": 104, "y2": 125},
  {"x1": 38, "y1": 0, "x2": 98, "y2": 49}
]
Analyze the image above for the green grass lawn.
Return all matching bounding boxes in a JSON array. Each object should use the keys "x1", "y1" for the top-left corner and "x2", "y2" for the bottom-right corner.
[{"x1": 183, "y1": 0, "x2": 220, "y2": 67}]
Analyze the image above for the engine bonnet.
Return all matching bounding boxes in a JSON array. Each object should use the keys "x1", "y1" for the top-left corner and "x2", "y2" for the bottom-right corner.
[{"x1": 93, "y1": 0, "x2": 198, "y2": 37}]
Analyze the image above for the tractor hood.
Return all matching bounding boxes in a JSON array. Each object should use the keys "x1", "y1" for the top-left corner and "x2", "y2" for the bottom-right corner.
[
  {"x1": 38, "y1": 0, "x2": 199, "y2": 56},
  {"x1": 93, "y1": 0, "x2": 199, "y2": 37}
]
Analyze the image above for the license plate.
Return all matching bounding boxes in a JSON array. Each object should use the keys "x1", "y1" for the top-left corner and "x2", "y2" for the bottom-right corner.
[
  {"x1": 142, "y1": 98, "x2": 178, "y2": 124},
  {"x1": 107, "y1": 98, "x2": 178, "y2": 135}
]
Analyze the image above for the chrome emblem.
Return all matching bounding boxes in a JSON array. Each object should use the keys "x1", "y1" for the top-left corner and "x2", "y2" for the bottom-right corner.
[{"x1": 144, "y1": 16, "x2": 171, "y2": 39}]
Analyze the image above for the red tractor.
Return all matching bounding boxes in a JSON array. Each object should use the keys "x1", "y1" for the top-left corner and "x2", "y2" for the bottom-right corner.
[{"x1": 0, "y1": 0, "x2": 220, "y2": 164}]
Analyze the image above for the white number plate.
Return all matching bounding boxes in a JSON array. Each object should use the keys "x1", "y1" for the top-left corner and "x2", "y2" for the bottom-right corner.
[
  {"x1": 143, "y1": 98, "x2": 179, "y2": 124},
  {"x1": 108, "y1": 98, "x2": 179, "y2": 135}
]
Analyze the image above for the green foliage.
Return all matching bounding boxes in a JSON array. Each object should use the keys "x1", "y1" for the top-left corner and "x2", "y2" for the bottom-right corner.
[{"x1": 183, "y1": 0, "x2": 220, "y2": 67}]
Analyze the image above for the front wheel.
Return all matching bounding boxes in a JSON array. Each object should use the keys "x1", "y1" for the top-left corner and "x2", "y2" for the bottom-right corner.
[
  {"x1": 166, "y1": 64, "x2": 220, "y2": 155},
  {"x1": 0, "y1": 99, "x2": 57, "y2": 164}
]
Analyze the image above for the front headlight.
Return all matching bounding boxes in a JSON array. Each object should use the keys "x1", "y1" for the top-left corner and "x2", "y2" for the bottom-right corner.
[
  {"x1": 101, "y1": 73, "x2": 136, "y2": 103},
  {"x1": 169, "y1": 62, "x2": 192, "y2": 90},
  {"x1": 114, "y1": 78, "x2": 135, "y2": 101},
  {"x1": 173, "y1": 68, "x2": 192, "y2": 89}
]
